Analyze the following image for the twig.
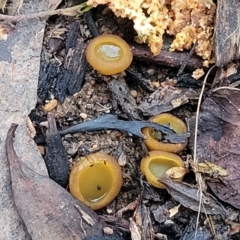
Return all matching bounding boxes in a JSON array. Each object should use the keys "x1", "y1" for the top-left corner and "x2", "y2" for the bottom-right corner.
[
  {"x1": 130, "y1": 43, "x2": 203, "y2": 70},
  {"x1": 193, "y1": 65, "x2": 215, "y2": 239},
  {"x1": 177, "y1": 41, "x2": 198, "y2": 76},
  {"x1": 0, "y1": 3, "x2": 92, "y2": 21}
]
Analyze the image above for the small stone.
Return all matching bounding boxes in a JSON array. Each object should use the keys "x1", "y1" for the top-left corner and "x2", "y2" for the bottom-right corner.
[
  {"x1": 118, "y1": 152, "x2": 127, "y2": 166},
  {"x1": 106, "y1": 208, "x2": 113, "y2": 214},
  {"x1": 103, "y1": 227, "x2": 113, "y2": 235},
  {"x1": 91, "y1": 144, "x2": 98, "y2": 151},
  {"x1": 130, "y1": 90, "x2": 138, "y2": 98},
  {"x1": 80, "y1": 113, "x2": 87, "y2": 119},
  {"x1": 67, "y1": 148, "x2": 77, "y2": 156},
  {"x1": 146, "y1": 68, "x2": 155, "y2": 75},
  {"x1": 90, "y1": 80, "x2": 96, "y2": 85}
]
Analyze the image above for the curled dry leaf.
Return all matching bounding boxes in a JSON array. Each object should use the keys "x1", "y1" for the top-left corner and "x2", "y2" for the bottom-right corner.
[
  {"x1": 160, "y1": 174, "x2": 226, "y2": 217},
  {"x1": 165, "y1": 167, "x2": 188, "y2": 179},
  {"x1": 5, "y1": 124, "x2": 107, "y2": 240},
  {"x1": 169, "y1": 204, "x2": 180, "y2": 218},
  {"x1": 194, "y1": 161, "x2": 228, "y2": 177},
  {"x1": 129, "y1": 218, "x2": 141, "y2": 240}
]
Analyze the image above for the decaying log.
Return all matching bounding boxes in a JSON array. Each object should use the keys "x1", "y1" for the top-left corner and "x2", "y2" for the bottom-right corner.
[{"x1": 215, "y1": 0, "x2": 240, "y2": 66}]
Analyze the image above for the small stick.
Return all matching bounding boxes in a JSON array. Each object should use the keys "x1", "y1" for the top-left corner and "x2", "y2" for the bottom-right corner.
[
  {"x1": 0, "y1": 3, "x2": 92, "y2": 21},
  {"x1": 193, "y1": 65, "x2": 216, "y2": 239},
  {"x1": 130, "y1": 43, "x2": 203, "y2": 70},
  {"x1": 177, "y1": 41, "x2": 198, "y2": 76}
]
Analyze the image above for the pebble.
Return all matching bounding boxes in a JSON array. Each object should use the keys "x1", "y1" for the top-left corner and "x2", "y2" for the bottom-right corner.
[
  {"x1": 130, "y1": 90, "x2": 138, "y2": 98},
  {"x1": 80, "y1": 112, "x2": 88, "y2": 119},
  {"x1": 67, "y1": 148, "x2": 77, "y2": 156},
  {"x1": 103, "y1": 227, "x2": 113, "y2": 235}
]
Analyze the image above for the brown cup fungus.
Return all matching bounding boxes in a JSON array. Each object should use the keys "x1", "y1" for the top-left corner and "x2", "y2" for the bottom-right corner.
[
  {"x1": 85, "y1": 34, "x2": 133, "y2": 75},
  {"x1": 140, "y1": 151, "x2": 184, "y2": 188},
  {"x1": 142, "y1": 113, "x2": 188, "y2": 153},
  {"x1": 69, "y1": 152, "x2": 122, "y2": 210}
]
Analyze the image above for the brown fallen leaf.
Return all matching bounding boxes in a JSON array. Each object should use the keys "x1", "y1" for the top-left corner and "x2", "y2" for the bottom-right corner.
[
  {"x1": 5, "y1": 124, "x2": 107, "y2": 240},
  {"x1": 228, "y1": 221, "x2": 240, "y2": 236},
  {"x1": 138, "y1": 86, "x2": 198, "y2": 116},
  {"x1": 160, "y1": 175, "x2": 226, "y2": 217},
  {"x1": 188, "y1": 87, "x2": 240, "y2": 209}
]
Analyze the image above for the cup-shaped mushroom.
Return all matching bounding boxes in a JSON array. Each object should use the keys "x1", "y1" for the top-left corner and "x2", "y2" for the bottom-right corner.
[
  {"x1": 140, "y1": 151, "x2": 184, "y2": 188},
  {"x1": 69, "y1": 152, "x2": 122, "y2": 210},
  {"x1": 142, "y1": 113, "x2": 188, "y2": 153},
  {"x1": 85, "y1": 34, "x2": 133, "y2": 75}
]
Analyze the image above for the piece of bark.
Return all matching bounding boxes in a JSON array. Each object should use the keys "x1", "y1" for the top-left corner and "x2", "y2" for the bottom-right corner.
[
  {"x1": 108, "y1": 78, "x2": 140, "y2": 120},
  {"x1": 215, "y1": 0, "x2": 240, "y2": 66},
  {"x1": 56, "y1": 20, "x2": 87, "y2": 102},
  {"x1": 130, "y1": 43, "x2": 203, "y2": 70},
  {"x1": 38, "y1": 55, "x2": 59, "y2": 101},
  {"x1": 5, "y1": 124, "x2": 107, "y2": 240},
  {"x1": 0, "y1": 0, "x2": 49, "y2": 238},
  {"x1": 45, "y1": 112, "x2": 69, "y2": 188}
]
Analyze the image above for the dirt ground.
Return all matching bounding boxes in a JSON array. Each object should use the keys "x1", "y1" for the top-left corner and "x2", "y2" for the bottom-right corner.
[{"x1": 30, "y1": 3, "x2": 240, "y2": 240}]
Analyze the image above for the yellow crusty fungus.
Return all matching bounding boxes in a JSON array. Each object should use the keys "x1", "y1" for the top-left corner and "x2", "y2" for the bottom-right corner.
[
  {"x1": 87, "y1": 0, "x2": 216, "y2": 61},
  {"x1": 85, "y1": 34, "x2": 133, "y2": 75},
  {"x1": 142, "y1": 113, "x2": 188, "y2": 153},
  {"x1": 69, "y1": 152, "x2": 122, "y2": 210},
  {"x1": 140, "y1": 151, "x2": 185, "y2": 188}
]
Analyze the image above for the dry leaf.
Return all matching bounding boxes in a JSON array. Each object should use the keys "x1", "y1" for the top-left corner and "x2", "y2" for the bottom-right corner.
[
  {"x1": 51, "y1": 27, "x2": 68, "y2": 39},
  {"x1": 228, "y1": 221, "x2": 240, "y2": 236},
  {"x1": 188, "y1": 87, "x2": 240, "y2": 209},
  {"x1": 139, "y1": 86, "x2": 198, "y2": 116},
  {"x1": 197, "y1": 161, "x2": 228, "y2": 177},
  {"x1": 129, "y1": 218, "x2": 141, "y2": 240},
  {"x1": 169, "y1": 204, "x2": 180, "y2": 218},
  {"x1": 160, "y1": 175, "x2": 226, "y2": 216}
]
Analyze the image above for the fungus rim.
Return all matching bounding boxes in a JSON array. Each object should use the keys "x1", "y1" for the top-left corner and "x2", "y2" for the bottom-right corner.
[
  {"x1": 140, "y1": 150, "x2": 185, "y2": 188},
  {"x1": 142, "y1": 113, "x2": 188, "y2": 153},
  {"x1": 69, "y1": 152, "x2": 122, "y2": 210},
  {"x1": 85, "y1": 34, "x2": 133, "y2": 75}
]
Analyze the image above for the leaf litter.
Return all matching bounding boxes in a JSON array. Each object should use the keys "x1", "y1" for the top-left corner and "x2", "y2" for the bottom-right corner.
[
  {"x1": 160, "y1": 174, "x2": 226, "y2": 217},
  {"x1": 5, "y1": 1, "x2": 240, "y2": 238}
]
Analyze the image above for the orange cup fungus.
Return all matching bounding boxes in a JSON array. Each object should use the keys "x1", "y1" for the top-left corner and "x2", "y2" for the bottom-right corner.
[
  {"x1": 140, "y1": 151, "x2": 184, "y2": 188},
  {"x1": 85, "y1": 34, "x2": 133, "y2": 75},
  {"x1": 142, "y1": 113, "x2": 188, "y2": 153},
  {"x1": 69, "y1": 152, "x2": 122, "y2": 210}
]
